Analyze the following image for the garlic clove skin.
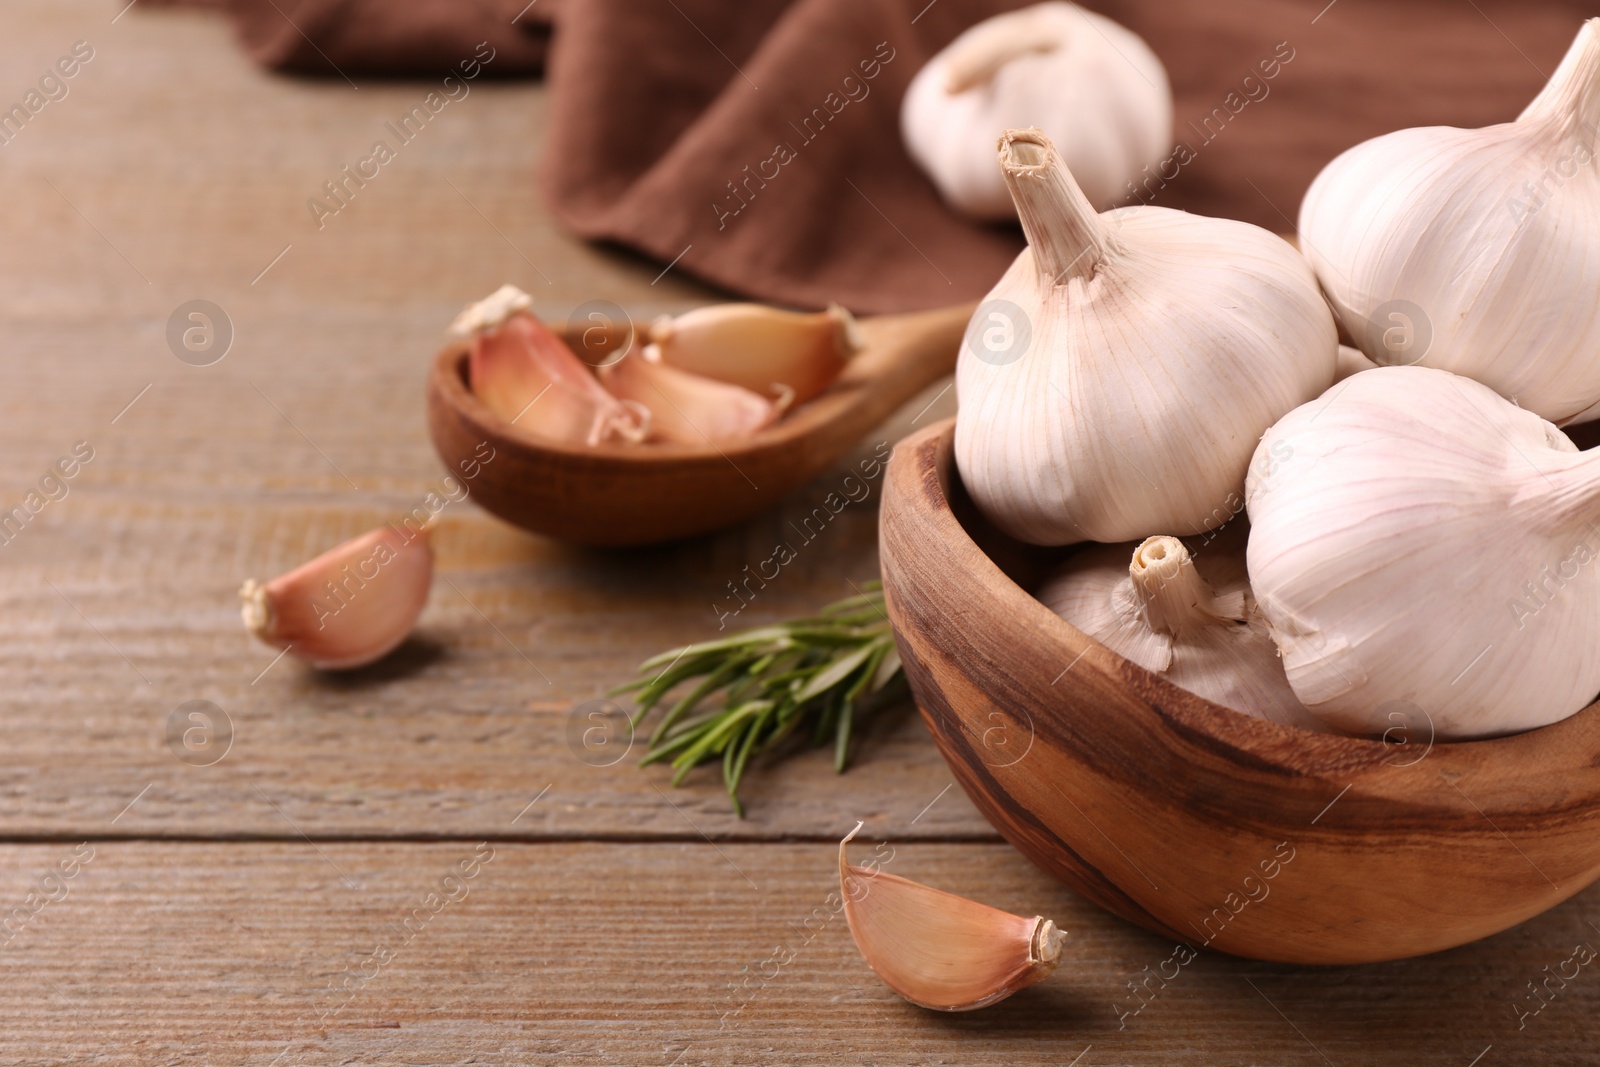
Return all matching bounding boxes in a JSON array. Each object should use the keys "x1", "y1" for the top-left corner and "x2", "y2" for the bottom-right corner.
[
  {"x1": 1246, "y1": 364, "x2": 1600, "y2": 738},
  {"x1": 1037, "y1": 527, "x2": 1324, "y2": 730},
  {"x1": 955, "y1": 129, "x2": 1337, "y2": 546},
  {"x1": 240, "y1": 524, "x2": 434, "y2": 670},
  {"x1": 901, "y1": 2, "x2": 1171, "y2": 219},
  {"x1": 598, "y1": 344, "x2": 783, "y2": 445},
  {"x1": 1298, "y1": 19, "x2": 1600, "y2": 424},
  {"x1": 839, "y1": 823, "x2": 1065, "y2": 1012},
  {"x1": 458, "y1": 285, "x2": 649, "y2": 446},
  {"x1": 646, "y1": 303, "x2": 861, "y2": 407}
]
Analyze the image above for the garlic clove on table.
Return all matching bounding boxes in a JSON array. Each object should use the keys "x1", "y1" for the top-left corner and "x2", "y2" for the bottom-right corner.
[
  {"x1": 455, "y1": 284, "x2": 649, "y2": 446},
  {"x1": 1037, "y1": 527, "x2": 1323, "y2": 731},
  {"x1": 240, "y1": 523, "x2": 434, "y2": 670},
  {"x1": 646, "y1": 302, "x2": 862, "y2": 408},
  {"x1": 955, "y1": 128, "x2": 1337, "y2": 546},
  {"x1": 900, "y1": 2, "x2": 1171, "y2": 219},
  {"x1": 1246, "y1": 364, "x2": 1600, "y2": 738},
  {"x1": 598, "y1": 343, "x2": 786, "y2": 445},
  {"x1": 1299, "y1": 19, "x2": 1600, "y2": 424},
  {"x1": 839, "y1": 823, "x2": 1065, "y2": 1011}
]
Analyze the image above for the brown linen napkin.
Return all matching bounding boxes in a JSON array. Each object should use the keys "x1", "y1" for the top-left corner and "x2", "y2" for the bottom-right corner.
[{"x1": 149, "y1": 0, "x2": 1594, "y2": 313}]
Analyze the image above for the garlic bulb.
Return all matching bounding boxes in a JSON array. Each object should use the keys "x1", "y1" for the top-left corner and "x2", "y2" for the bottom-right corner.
[
  {"x1": 1246, "y1": 364, "x2": 1600, "y2": 738},
  {"x1": 241, "y1": 523, "x2": 433, "y2": 670},
  {"x1": 839, "y1": 823, "x2": 1065, "y2": 1011},
  {"x1": 598, "y1": 344, "x2": 785, "y2": 444},
  {"x1": 1298, "y1": 19, "x2": 1600, "y2": 424},
  {"x1": 955, "y1": 129, "x2": 1337, "y2": 546},
  {"x1": 1037, "y1": 529, "x2": 1322, "y2": 730},
  {"x1": 901, "y1": 2, "x2": 1171, "y2": 219},
  {"x1": 647, "y1": 303, "x2": 861, "y2": 407}
]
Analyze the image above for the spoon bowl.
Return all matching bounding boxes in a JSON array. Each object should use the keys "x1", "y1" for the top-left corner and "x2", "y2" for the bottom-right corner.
[
  {"x1": 427, "y1": 304, "x2": 974, "y2": 545},
  {"x1": 879, "y1": 418, "x2": 1600, "y2": 964}
]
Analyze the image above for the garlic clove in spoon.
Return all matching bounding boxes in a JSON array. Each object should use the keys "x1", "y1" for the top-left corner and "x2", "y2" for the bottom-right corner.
[
  {"x1": 839, "y1": 823, "x2": 1066, "y2": 1012},
  {"x1": 955, "y1": 128, "x2": 1337, "y2": 547},
  {"x1": 598, "y1": 343, "x2": 786, "y2": 445},
  {"x1": 1299, "y1": 19, "x2": 1600, "y2": 424},
  {"x1": 1036, "y1": 527, "x2": 1323, "y2": 731},
  {"x1": 1246, "y1": 364, "x2": 1600, "y2": 738},
  {"x1": 240, "y1": 523, "x2": 433, "y2": 670},
  {"x1": 455, "y1": 284, "x2": 649, "y2": 446},
  {"x1": 900, "y1": 2, "x2": 1172, "y2": 219},
  {"x1": 646, "y1": 302, "x2": 862, "y2": 407}
]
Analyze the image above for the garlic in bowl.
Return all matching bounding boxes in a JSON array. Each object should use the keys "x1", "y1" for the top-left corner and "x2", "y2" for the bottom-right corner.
[{"x1": 879, "y1": 418, "x2": 1600, "y2": 964}]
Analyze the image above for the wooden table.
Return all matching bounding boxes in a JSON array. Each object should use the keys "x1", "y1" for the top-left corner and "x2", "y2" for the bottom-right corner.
[{"x1": 1, "y1": 2, "x2": 1595, "y2": 1063}]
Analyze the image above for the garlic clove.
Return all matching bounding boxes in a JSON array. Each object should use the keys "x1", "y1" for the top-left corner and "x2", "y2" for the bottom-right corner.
[
  {"x1": 1299, "y1": 19, "x2": 1600, "y2": 424},
  {"x1": 646, "y1": 302, "x2": 861, "y2": 407},
  {"x1": 240, "y1": 523, "x2": 433, "y2": 670},
  {"x1": 839, "y1": 823, "x2": 1065, "y2": 1012},
  {"x1": 457, "y1": 285, "x2": 649, "y2": 446},
  {"x1": 901, "y1": 2, "x2": 1172, "y2": 218},
  {"x1": 955, "y1": 128, "x2": 1336, "y2": 547},
  {"x1": 598, "y1": 344, "x2": 783, "y2": 445},
  {"x1": 1037, "y1": 526, "x2": 1324, "y2": 730}
]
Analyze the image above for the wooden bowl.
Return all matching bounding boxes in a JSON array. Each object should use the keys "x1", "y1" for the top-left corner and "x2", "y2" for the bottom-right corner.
[
  {"x1": 426, "y1": 304, "x2": 973, "y2": 546},
  {"x1": 879, "y1": 419, "x2": 1600, "y2": 964}
]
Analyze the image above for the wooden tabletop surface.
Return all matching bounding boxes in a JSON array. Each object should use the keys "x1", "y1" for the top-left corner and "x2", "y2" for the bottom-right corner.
[{"x1": 2, "y1": 2, "x2": 1596, "y2": 1063}]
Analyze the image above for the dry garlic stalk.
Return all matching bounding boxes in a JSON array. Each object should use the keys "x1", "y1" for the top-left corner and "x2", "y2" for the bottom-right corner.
[
  {"x1": 955, "y1": 129, "x2": 1336, "y2": 546},
  {"x1": 1299, "y1": 19, "x2": 1600, "y2": 424},
  {"x1": 839, "y1": 823, "x2": 1065, "y2": 1011},
  {"x1": 598, "y1": 344, "x2": 786, "y2": 445},
  {"x1": 647, "y1": 303, "x2": 861, "y2": 407},
  {"x1": 1036, "y1": 528, "x2": 1321, "y2": 730},
  {"x1": 240, "y1": 523, "x2": 433, "y2": 670},
  {"x1": 901, "y1": 2, "x2": 1171, "y2": 218},
  {"x1": 1246, "y1": 365, "x2": 1600, "y2": 737},
  {"x1": 455, "y1": 285, "x2": 649, "y2": 446}
]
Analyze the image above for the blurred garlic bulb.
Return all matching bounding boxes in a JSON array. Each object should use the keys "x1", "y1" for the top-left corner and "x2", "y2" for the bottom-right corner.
[
  {"x1": 1299, "y1": 19, "x2": 1600, "y2": 424},
  {"x1": 1246, "y1": 365, "x2": 1600, "y2": 738},
  {"x1": 901, "y1": 2, "x2": 1171, "y2": 218},
  {"x1": 839, "y1": 823, "x2": 1065, "y2": 1011},
  {"x1": 240, "y1": 523, "x2": 433, "y2": 670},
  {"x1": 455, "y1": 285, "x2": 649, "y2": 446},
  {"x1": 647, "y1": 303, "x2": 862, "y2": 407},
  {"x1": 599, "y1": 344, "x2": 786, "y2": 444},
  {"x1": 955, "y1": 129, "x2": 1337, "y2": 546},
  {"x1": 1037, "y1": 529, "x2": 1322, "y2": 730}
]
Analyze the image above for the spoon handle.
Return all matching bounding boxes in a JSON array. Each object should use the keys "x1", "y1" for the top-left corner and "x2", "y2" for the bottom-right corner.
[{"x1": 853, "y1": 301, "x2": 979, "y2": 407}]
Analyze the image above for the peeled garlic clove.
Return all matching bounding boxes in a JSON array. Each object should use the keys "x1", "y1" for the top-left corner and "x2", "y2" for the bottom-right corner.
[
  {"x1": 1299, "y1": 19, "x2": 1600, "y2": 424},
  {"x1": 646, "y1": 303, "x2": 861, "y2": 407},
  {"x1": 240, "y1": 524, "x2": 433, "y2": 670},
  {"x1": 1246, "y1": 364, "x2": 1600, "y2": 738},
  {"x1": 455, "y1": 284, "x2": 649, "y2": 446},
  {"x1": 956, "y1": 129, "x2": 1337, "y2": 546},
  {"x1": 839, "y1": 823, "x2": 1065, "y2": 1012},
  {"x1": 900, "y1": 2, "x2": 1171, "y2": 219},
  {"x1": 598, "y1": 344, "x2": 782, "y2": 445},
  {"x1": 1037, "y1": 527, "x2": 1323, "y2": 730}
]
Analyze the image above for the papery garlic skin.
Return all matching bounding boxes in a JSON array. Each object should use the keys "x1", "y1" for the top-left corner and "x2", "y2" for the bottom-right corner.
[
  {"x1": 1246, "y1": 365, "x2": 1600, "y2": 738},
  {"x1": 647, "y1": 303, "x2": 861, "y2": 407},
  {"x1": 956, "y1": 129, "x2": 1337, "y2": 546},
  {"x1": 240, "y1": 524, "x2": 434, "y2": 670},
  {"x1": 1037, "y1": 529, "x2": 1322, "y2": 730},
  {"x1": 599, "y1": 344, "x2": 784, "y2": 444},
  {"x1": 901, "y1": 2, "x2": 1171, "y2": 218},
  {"x1": 1298, "y1": 19, "x2": 1600, "y2": 424}
]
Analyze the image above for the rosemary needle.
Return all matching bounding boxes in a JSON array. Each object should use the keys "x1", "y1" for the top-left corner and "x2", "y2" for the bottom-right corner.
[{"x1": 612, "y1": 582, "x2": 906, "y2": 816}]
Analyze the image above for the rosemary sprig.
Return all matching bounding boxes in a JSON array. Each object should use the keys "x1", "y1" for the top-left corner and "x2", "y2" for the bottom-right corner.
[{"x1": 612, "y1": 582, "x2": 906, "y2": 816}]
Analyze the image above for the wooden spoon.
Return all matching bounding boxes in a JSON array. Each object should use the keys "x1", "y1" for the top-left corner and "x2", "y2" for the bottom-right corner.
[{"x1": 426, "y1": 302, "x2": 974, "y2": 546}]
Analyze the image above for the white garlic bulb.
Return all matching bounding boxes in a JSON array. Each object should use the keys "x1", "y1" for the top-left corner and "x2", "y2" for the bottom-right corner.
[
  {"x1": 901, "y1": 2, "x2": 1171, "y2": 219},
  {"x1": 1037, "y1": 527, "x2": 1322, "y2": 730},
  {"x1": 1246, "y1": 364, "x2": 1600, "y2": 738},
  {"x1": 1298, "y1": 19, "x2": 1600, "y2": 424},
  {"x1": 955, "y1": 129, "x2": 1337, "y2": 546}
]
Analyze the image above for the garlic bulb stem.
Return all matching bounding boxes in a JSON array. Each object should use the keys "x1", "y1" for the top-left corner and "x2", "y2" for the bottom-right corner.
[
  {"x1": 999, "y1": 129, "x2": 1106, "y2": 284},
  {"x1": 1519, "y1": 20, "x2": 1600, "y2": 134},
  {"x1": 1130, "y1": 536, "x2": 1227, "y2": 635}
]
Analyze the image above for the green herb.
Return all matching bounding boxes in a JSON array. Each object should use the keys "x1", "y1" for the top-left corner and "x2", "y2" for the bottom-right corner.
[{"x1": 611, "y1": 582, "x2": 906, "y2": 816}]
